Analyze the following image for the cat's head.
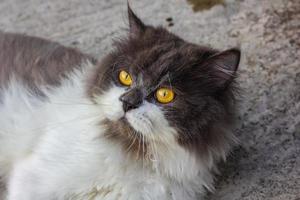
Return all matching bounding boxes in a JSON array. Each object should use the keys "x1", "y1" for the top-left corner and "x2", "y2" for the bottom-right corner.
[{"x1": 89, "y1": 5, "x2": 240, "y2": 168}]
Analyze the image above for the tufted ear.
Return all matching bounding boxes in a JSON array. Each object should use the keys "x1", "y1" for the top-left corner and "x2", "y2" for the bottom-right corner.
[
  {"x1": 206, "y1": 48, "x2": 241, "y2": 88},
  {"x1": 127, "y1": 3, "x2": 146, "y2": 36}
]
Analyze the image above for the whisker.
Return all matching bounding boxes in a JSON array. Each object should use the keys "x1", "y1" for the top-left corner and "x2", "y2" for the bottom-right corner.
[
  {"x1": 142, "y1": 134, "x2": 145, "y2": 171},
  {"x1": 150, "y1": 134, "x2": 159, "y2": 163},
  {"x1": 126, "y1": 131, "x2": 138, "y2": 153},
  {"x1": 137, "y1": 131, "x2": 142, "y2": 160},
  {"x1": 167, "y1": 73, "x2": 173, "y2": 91}
]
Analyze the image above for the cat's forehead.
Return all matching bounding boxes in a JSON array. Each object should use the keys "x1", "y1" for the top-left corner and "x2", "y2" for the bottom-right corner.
[
  {"x1": 128, "y1": 45, "x2": 191, "y2": 72},
  {"x1": 115, "y1": 27, "x2": 218, "y2": 88},
  {"x1": 133, "y1": 70, "x2": 171, "y2": 87},
  {"x1": 126, "y1": 46, "x2": 205, "y2": 84}
]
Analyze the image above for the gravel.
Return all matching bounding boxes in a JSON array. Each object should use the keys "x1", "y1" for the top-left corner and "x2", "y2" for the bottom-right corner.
[{"x1": 0, "y1": 0, "x2": 299, "y2": 199}]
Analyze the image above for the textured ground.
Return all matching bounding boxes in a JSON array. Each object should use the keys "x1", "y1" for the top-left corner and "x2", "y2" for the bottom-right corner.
[{"x1": 0, "y1": 0, "x2": 299, "y2": 199}]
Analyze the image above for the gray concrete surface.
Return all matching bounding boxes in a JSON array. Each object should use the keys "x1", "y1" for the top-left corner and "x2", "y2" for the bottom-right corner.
[{"x1": 0, "y1": 0, "x2": 299, "y2": 199}]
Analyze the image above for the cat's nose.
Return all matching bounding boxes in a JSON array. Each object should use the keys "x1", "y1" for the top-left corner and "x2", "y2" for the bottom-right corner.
[{"x1": 119, "y1": 89, "x2": 143, "y2": 112}]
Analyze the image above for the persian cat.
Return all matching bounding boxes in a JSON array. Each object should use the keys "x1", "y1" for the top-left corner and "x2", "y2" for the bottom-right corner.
[{"x1": 0, "y1": 5, "x2": 240, "y2": 200}]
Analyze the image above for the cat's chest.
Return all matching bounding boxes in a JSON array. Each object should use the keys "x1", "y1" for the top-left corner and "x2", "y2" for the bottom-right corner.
[
  {"x1": 69, "y1": 185, "x2": 123, "y2": 200},
  {"x1": 0, "y1": 75, "x2": 183, "y2": 200},
  {"x1": 68, "y1": 174, "x2": 173, "y2": 200}
]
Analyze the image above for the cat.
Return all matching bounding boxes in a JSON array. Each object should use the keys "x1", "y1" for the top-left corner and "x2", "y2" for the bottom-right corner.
[{"x1": 0, "y1": 4, "x2": 240, "y2": 200}]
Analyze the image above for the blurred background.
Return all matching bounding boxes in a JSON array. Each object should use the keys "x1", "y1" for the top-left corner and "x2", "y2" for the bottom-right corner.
[{"x1": 0, "y1": 0, "x2": 299, "y2": 199}]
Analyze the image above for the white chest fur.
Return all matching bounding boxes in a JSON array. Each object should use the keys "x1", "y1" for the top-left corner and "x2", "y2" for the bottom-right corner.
[{"x1": 0, "y1": 67, "x2": 212, "y2": 200}]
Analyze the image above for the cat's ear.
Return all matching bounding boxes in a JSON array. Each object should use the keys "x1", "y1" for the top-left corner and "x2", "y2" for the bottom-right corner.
[
  {"x1": 127, "y1": 3, "x2": 146, "y2": 36},
  {"x1": 207, "y1": 48, "x2": 240, "y2": 88}
]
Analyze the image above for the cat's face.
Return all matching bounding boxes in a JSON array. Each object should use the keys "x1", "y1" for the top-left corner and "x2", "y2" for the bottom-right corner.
[{"x1": 88, "y1": 7, "x2": 240, "y2": 160}]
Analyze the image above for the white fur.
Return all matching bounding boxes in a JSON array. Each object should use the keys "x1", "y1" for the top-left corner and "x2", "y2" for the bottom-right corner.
[{"x1": 0, "y1": 62, "x2": 214, "y2": 200}]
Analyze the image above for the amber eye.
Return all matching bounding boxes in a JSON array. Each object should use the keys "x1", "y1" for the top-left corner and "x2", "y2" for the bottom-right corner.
[
  {"x1": 155, "y1": 88, "x2": 175, "y2": 104},
  {"x1": 119, "y1": 70, "x2": 132, "y2": 86}
]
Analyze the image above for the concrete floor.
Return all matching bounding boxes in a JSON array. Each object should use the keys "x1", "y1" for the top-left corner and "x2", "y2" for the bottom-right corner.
[{"x1": 0, "y1": 0, "x2": 299, "y2": 199}]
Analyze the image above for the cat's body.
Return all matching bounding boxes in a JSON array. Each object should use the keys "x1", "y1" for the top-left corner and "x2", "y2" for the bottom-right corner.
[
  {"x1": 0, "y1": 6, "x2": 240, "y2": 200},
  {"x1": 0, "y1": 32, "x2": 207, "y2": 200}
]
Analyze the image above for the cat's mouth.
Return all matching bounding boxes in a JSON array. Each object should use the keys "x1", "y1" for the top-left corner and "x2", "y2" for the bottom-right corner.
[
  {"x1": 104, "y1": 114, "x2": 146, "y2": 137},
  {"x1": 102, "y1": 116, "x2": 149, "y2": 159},
  {"x1": 125, "y1": 112, "x2": 153, "y2": 135},
  {"x1": 103, "y1": 107, "x2": 155, "y2": 139}
]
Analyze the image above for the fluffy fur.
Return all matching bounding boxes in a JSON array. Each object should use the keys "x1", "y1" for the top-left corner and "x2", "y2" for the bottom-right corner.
[{"x1": 0, "y1": 5, "x2": 240, "y2": 200}]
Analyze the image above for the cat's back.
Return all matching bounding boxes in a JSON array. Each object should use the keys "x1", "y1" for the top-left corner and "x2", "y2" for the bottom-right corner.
[
  {"x1": 0, "y1": 32, "x2": 96, "y2": 179},
  {"x1": 0, "y1": 32, "x2": 95, "y2": 93}
]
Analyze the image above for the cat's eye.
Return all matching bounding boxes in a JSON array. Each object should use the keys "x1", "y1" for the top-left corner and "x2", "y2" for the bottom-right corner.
[
  {"x1": 119, "y1": 70, "x2": 132, "y2": 86},
  {"x1": 155, "y1": 88, "x2": 175, "y2": 104}
]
